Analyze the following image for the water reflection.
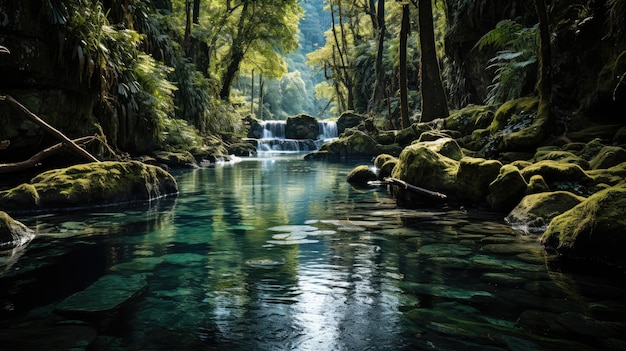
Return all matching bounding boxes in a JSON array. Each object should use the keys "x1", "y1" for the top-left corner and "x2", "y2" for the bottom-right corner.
[{"x1": 0, "y1": 155, "x2": 625, "y2": 350}]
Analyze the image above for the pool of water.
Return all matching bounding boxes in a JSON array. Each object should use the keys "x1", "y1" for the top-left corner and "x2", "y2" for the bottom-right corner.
[{"x1": 1, "y1": 155, "x2": 625, "y2": 350}]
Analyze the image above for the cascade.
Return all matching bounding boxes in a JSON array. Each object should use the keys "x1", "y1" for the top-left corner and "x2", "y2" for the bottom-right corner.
[{"x1": 256, "y1": 120, "x2": 338, "y2": 153}]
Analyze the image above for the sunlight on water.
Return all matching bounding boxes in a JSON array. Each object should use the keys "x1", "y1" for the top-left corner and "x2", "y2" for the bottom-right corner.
[{"x1": 1, "y1": 155, "x2": 625, "y2": 350}]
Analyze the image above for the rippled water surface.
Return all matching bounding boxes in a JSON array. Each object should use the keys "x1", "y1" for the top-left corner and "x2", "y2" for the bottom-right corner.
[{"x1": 1, "y1": 155, "x2": 625, "y2": 350}]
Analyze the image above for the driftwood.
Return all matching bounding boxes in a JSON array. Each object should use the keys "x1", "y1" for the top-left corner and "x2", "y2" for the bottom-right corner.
[
  {"x1": 382, "y1": 177, "x2": 447, "y2": 200},
  {"x1": 0, "y1": 136, "x2": 97, "y2": 174},
  {"x1": 1, "y1": 95, "x2": 100, "y2": 163}
]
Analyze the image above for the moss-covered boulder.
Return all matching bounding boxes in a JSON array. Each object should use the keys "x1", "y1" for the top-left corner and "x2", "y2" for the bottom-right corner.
[
  {"x1": 336, "y1": 111, "x2": 366, "y2": 135},
  {"x1": 519, "y1": 160, "x2": 593, "y2": 185},
  {"x1": 533, "y1": 150, "x2": 590, "y2": 169},
  {"x1": 540, "y1": 185, "x2": 626, "y2": 264},
  {"x1": 443, "y1": 104, "x2": 495, "y2": 136},
  {"x1": 315, "y1": 130, "x2": 382, "y2": 159},
  {"x1": 152, "y1": 150, "x2": 198, "y2": 168},
  {"x1": 587, "y1": 162, "x2": 626, "y2": 186},
  {"x1": 413, "y1": 137, "x2": 463, "y2": 161},
  {"x1": 346, "y1": 165, "x2": 378, "y2": 186},
  {"x1": 391, "y1": 143, "x2": 459, "y2": 199},
  {"x1": 589, "y1": 146, "x2": 626, "y2": 170},
  {"x1": 285, "y1": 114, "x2": 319, "y2": 140},
  {"x1": 0, "y1": 211, "x2": 35, "y2": 249},
  {"x1": 455, "y1": 157, "x2": 502, "y2": 202},
  {"x1": 505, "y1": 191, "x2": 586, "y2": 231},
  {"x1": 526, "y1": 174, "x2": 550, "y2": 194},
  {"x1": 373, "y1": 154, "x2": 398, "y2": 179},
  {"x1": 487, "y1": 165, "x2": 528, "y2": 211},
  {"x1": 0, "y1": 161, "x2": 178, "y2": 212}
]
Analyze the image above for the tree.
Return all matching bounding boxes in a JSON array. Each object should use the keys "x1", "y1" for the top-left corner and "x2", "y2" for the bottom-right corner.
[
  {"x1": 369, "y1": 0, "x2": 387, "y2": 114},
  {"x1": 217, "y1": 0, "x2": 302, "y2": 101},
  {"x1": 398, "y1": 1, "x2": 411, "y2": 128},
  {"x1": 415, "y1": 0, "x2": 449, "y2": 122}
]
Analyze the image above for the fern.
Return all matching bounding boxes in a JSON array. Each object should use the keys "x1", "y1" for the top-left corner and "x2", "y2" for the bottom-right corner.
[{"x1": 474, "y1": 20, "x2": 539, "y2": 105}]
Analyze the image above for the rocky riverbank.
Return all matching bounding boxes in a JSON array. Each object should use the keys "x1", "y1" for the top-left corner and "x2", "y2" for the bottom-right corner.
[{"x1": 323, "y1": 102, "x2": 626, "y2": 267}]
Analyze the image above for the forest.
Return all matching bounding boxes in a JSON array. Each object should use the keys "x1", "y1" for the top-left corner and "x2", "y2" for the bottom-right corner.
[{"x1": 0, "y1": 0, "x2": 623, "y2": 163}]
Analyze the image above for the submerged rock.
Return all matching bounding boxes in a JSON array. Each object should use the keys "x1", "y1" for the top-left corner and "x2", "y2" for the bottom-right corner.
[
  {"x1": 540, "y1": 185, "x2": 626, "y2": 264},
  {"x1": 54, "y1": 274, "x2": 148, "y2": 325},
  {"x1": 0, "y1": 161, "x2": 178, "y2": 212},
  {"x1": 0, "y1": 211, "x2": 35, "y2": 249}
]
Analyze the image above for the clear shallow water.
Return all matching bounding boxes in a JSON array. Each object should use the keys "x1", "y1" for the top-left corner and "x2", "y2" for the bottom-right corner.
[{"x1": 1, "y1": 155, "x2": 625, "y2": 350}]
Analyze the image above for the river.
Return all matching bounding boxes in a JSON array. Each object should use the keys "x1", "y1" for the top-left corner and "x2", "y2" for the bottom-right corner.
[{"x1": 1, "y1": 154, "x2": 625, "y2": 350}]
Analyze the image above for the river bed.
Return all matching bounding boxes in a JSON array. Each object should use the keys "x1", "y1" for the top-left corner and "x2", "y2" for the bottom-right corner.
[{"x1": 1, "y1": 154, "x2": 625, "y2": 350}]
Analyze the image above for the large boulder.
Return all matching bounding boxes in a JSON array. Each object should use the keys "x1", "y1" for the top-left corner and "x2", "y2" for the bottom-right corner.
[
  {"x1": 390, "y1": 142, "x2": 459, "y2": 199},
  {"x1": 0, "y1": 211, "x2": 35, "y2": 249},
  {"x1": 286, "y1": 114, "x2": 319, "y2": 140},
  {"x1": 314, "y1": 130, "x2": 382, "y2": 159},
  {"x1": 505, "y1": 191, "x2": 586, "y2": 231},
  {"x1": 487, "y1": 164, "x2": 529, "y2": 211},
  {"x1": 455, "y1": 157, "x2": 502, "y2": 202},
  {"x1": 519, "y1": 160, "x2": 593, "y2": 185},
  {"x1": 540, "y1": 185, "x2": 626, "y2": 264},
  {"x1": 336, "y1": 111, "x2": 366, "y2": 135},
  {"x1": 346, "y1": 165, "x2": 378, "y2": 186},
  {"x1": 0, "y1": 161, "x2": 178, "y2": 212}
]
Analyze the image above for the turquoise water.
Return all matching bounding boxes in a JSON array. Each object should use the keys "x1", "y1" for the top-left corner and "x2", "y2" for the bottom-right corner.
[{"x1": 1, "y1": 155, "x2": 625, "y2": 350}]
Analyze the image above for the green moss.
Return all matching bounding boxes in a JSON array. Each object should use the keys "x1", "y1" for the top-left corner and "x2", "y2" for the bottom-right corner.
[
  {"x1": 0, "y1": 161, "x2": 178, "y2": 211},
  {"x1": 413, "y1": 137, "x2": 463, "y2": 161},
  {"x1": 487, "y1": 164, "x2": 528, "y2": 211},
  {"x1": 488, "y1": 97, "x2": 539, "y2": 134},
  {"x1": 373, "y1": 154, "x2": 396, "y2": 169},
  {"x1": 391, "y1": 143, "x2": 459, "y2": 193},
  {"x1": 540, "y1": 185, "x2": 626, "y2": 262},
  {"x1": 587, "y1": 162, "x2": 626, "y2": 186},
  {"x1": 444, "y1": 105, "x2": 495, "y2": 136},
  {"x1": 346, "y1": 165, "x2": 378, "y2": 185},
  {"x1": 589, "y1": 146, "x2": 626, "y2": 169},
  {"x1": 520, "y1": 160, "x2": 593, "y2": 184},
  {"x1": 506, "y1": 191, "x2": 586, "y2": 228},
  {"x1": 526, "y1": 175, "x2": 549, "y2": 194},
  {"x1": 533, "y1": 150, "x2": 590, "y2": 169},
  {"x1": 455, "y1": 157, "x2": 502, "y2": 201}
]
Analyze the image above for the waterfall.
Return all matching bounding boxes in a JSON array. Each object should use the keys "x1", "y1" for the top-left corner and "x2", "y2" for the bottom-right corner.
[
  {"x1": 256, "y1": 120, "x2": 337, "y2": 154},
  {"x1": 318, "y1": 120, "x2": 338, "y2": 140}
]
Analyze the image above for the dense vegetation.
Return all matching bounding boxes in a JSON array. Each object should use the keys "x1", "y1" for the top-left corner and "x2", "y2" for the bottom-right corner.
[{"x1": 0, "y1": 0, "x2": 625, "y2": 161}]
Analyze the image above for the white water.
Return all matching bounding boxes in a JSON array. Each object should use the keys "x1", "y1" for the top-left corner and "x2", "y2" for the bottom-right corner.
[{"x1": 257, "y1": 120, "x2": 338, "y2": 153}]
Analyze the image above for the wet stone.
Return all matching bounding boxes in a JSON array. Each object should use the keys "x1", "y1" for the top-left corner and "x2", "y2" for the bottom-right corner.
[
  {"x1": 418, "y1": 243, "x2": 474, "y2": 257},
  {"x1": 54, "y1": 274, "x2": 148, "y2": 323},
  {"x1": 556, "y1": 311, "x2": 626, "y2": 338}
]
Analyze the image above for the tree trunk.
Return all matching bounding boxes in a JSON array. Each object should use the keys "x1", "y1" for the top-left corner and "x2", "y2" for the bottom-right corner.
[
  {"x1": 192, "y1": 0, "x2": 201, "y2": 24},
  {"x1": 535, "y1": 0, "x2": 552, "y2": 108},
  {"x1": 184, "y1": 0, "x2": 192, "y2": 55},
  {"x1": 399, "y1": 3, "x2": 410, "y2": 129},
  {"x1": 369, "y1": 0, "x2": 386, "y2": 115},
  {"x1": 417, "y1": 0, "x2": 449, "y2": 122},
  {"x1": 219, "y1": 1, "x2": 249, "y2": 100}
]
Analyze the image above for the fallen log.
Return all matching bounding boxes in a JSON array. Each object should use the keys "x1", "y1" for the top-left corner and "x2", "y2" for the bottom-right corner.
[
  {"x1": 0, "y1": 136, "x2": 96, "y2": 174},
  {"x1": 1, "y1": 95, "x2": 99, "y2": 163},
  {"x1": 381, "y1": 177, "x2": 447, "y2": 200}
]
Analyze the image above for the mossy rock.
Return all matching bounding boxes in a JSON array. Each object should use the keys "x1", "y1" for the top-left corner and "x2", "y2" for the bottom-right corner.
[
  {"x1": 0, "y1": 211, "x2": 35, "y2": 249},
  {"x1": 411, "y1": 137, "x2": 463, "y2": 161},
  {"x1": 526, "y1": 175, "x2": 550, "y2": 194},
  {"x1": 0, "y1": 161, "x2": 178, "y2": 212},
  {"x1": 577, "y1": 138, "x2": 608, "y2": 161},
  {"x1": 488, "y1": 97, "x2": 539, "y2": 134},
  {"x1": 487, "y1": 164, "x2": 528, "y2": 211},
  {"x1": 455, "y1": 157, "x2": 502, "y2": 202},
  {"x1": 418, "y1": 130, "x2": 462, "y2": 142},
  {"x1": 318, "y1": 130, "x2": 382, "y2": 158},
  {"x1": 336, "y1": 111, "x2": 366, "y2": 135},
  {"x1": 394, "y1": 123, "x2": 435, "y2": 147},
  {"x1": 509, "y1": 160, "x2": 533, "y2": 170},
  {"x1": 379, "y1": 159, "x2": 397, "y2": 179},
  {"x1": 443, "y1": 104, "x2": 495, "y2": 135},
  {"x1": 286, "y1": 114, "x2": 319, "y2": 140},
  {"x1": 346, "y1": 165, "x2": 378, "y2": 185},
  {"x1": 152, "y1": 150, "x2": 198, "y2": 168},
  {"x1": 391, "y1": 144, "x2": 459, "y2": 195},
  {"x1": 498, "y1": 152, "x2": 534, "y2": 164},
  {"x1": 374, "y1": 131, "x2": 396, "y2": 145},
  {"x1": 505, "y1": 191, "x2": 586, "y2": 229},
  {"x1": 373, "y1": 154, "x2": 396, "y2": 169},
  {"x1": 587, "y1": 162, "x2": 626, "y2": 186},
  {"x1": 227, "y1": 141, "x2": 257, "y2": 157},
  {"x1": 612, "y1": 126, "x2": 626, "y2": 145},
  {"x1": 519, "y1": 160, "x2": 593, "y2": 185},
  {"x1": 533, "y1": 150, "x2": 590, "y2": 169},
  {"x1": 540, "y1": 185, "x2": 626, "y2": 263},
  {"x1": 589, "y1": 146, "x2": 626, "y2": 170}
]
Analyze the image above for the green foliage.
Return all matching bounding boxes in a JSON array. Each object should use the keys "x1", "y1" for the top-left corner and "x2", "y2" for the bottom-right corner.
[{"x1": 474, "y1": 20, "x2": 538, "y2": 105}]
